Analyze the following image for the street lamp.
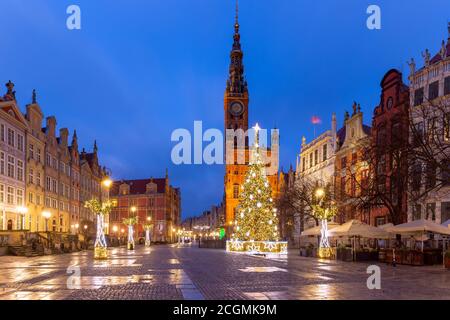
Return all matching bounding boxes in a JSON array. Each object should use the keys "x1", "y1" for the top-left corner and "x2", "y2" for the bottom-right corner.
[
  {"x1": 112, "y1": 225, "x2": 118, "y2": 233},
  {"x1": 315, "y1": 187, "x2": 325, "y2": 199},
  {"x1": 130, "y1": 206, "x2": 137, "y2": 214},
  {"x1": 102, "y1": 178, "x2": 113, "y2": 188},
  {"x1": 42, "y1": 211, "x2": 51, "y2": 232}
]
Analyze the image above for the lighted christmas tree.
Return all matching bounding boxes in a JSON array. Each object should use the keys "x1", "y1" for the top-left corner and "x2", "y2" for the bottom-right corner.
[{"x1": 232, "y1": 124, "x2": 279, "y2": 242}]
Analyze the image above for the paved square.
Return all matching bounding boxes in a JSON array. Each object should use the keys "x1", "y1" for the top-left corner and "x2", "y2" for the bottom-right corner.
[{"x1": 0, "y1": 245, "x2": 449, "y2": 300}]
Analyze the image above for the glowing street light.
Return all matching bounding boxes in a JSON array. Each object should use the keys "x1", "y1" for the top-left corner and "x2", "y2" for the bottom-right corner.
[
  {"x1": 315, "y1": 188, "x2": 325, "y2": 199},
  {"x1": 130, "y1": 206, "x2": 137, "y2": 214},
  {"x1": 102, "y1": 178, "x2": 113, "y2": 188},
  {"x1": 112, "y1": 225, "x2": 118, "y2": 233}
]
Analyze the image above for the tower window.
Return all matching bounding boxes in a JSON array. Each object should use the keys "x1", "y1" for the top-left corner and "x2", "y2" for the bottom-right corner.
[{"x1": 233, "y1": 184, "x2": 239, "y2": 199}]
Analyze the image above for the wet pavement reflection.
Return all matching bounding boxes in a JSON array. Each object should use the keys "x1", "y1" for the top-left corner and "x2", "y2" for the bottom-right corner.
[{"x1": 0, "y1": 245, "x2": 449, "y2": 300}]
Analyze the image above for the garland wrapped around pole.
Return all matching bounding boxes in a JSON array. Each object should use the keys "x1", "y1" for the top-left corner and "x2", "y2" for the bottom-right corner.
[
  {"x1": 311, "y1": 188, "x2": 337, "y2": 258},
  {"x1": 123, "y1": 216, "x2": 138, "y2": 250},
  {"x1": 143, "y1": 223, "x2": 153, "y2": 247},
  {"x1": 85, "y1": 199, "x2": 113, "y2": 259}
]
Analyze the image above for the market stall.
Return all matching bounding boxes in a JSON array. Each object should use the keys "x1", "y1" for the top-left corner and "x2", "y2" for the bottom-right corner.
[
  {"x1": 327, "y1": 220, "x2": 391, "y2": 262},
  {"x1": 383, "y1": 219, "x2": 450, "y2": 266}
]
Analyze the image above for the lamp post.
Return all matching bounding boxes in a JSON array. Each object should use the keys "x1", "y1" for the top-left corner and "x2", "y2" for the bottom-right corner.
[{"x1": 144, "y1": 216, "x2": 152, "y2": 247}]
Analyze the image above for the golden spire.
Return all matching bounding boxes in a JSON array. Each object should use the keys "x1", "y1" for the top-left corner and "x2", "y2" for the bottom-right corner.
[{"x1": 235, "y1": 0, "x2": 239, "y2": 33}]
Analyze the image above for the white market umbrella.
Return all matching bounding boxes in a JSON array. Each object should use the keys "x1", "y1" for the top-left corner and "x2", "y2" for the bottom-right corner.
[
  {"x1": 327, "y1": 219, "x2": 391, "y2": 239},
  {"x1": 389, "y1": 219, "x2": 450, "y2": 235},
  {"x1": 300, "y1": 221, "x2": 340, "y2": 237}
]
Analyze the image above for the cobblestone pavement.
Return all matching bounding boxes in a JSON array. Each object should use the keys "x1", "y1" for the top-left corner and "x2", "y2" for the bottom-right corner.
[{"x1": 0, "y1": 245, "x2": 449, "y2": 300}]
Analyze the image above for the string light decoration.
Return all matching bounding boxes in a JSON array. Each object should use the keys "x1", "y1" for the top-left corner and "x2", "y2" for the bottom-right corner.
[
  {"x1": 143, "y1": 223, "x2": 153, "y2": 247},
  {"x1": 227, "y1": 124, "x2": 287, "y2": 254},
  {"x1": 84, "y1": 199, "x2": 113, "y2": 259},
  {"x1": 311, "y1": 187, "x2": 338, "y2": 258},
  {"x1": 123, "y1": 216, "x2": 138, "y2": 250}
]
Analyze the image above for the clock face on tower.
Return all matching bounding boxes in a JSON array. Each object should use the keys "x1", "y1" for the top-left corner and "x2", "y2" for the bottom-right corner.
[{"x1": 229, "y1": 101, "x2": 244, "y2": 117}]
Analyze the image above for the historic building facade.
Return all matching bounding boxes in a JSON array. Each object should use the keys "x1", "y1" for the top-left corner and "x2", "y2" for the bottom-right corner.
[
  {"x1": 109, "y1": 172, "x2": 181, "y2": 243},
  {"x1": 24, "y1": 92, "x2": 46, "y2": 232},
  {"x1": 334, "y1": 103, "x2": 372, "y2": 224},
  {"x1": 223, "y1": 8, "x2": 281, "y2": 228},
  {"x1": 0, "y1": 81, "x2": 107, "y2": 235},
  {"x1": 407, "y1": 24, "x2": 450, "y2": 224},
  {"x1": 0, "y1": 82, "x2": 27, "y2": 231},
  {"x1": 294, "y1": 114, "x2": 339, "y2": 231},
  {"x1": 370, "y1": 69, "x2": 410, "y2": 226}
]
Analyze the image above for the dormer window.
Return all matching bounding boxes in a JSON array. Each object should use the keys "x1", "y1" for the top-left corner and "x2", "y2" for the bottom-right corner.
[
  {"x1": 119, "y1": 183, "x2": 130, "y2": 195},
  {"x1": 146, "y1": 182, "x2": 157, "y2": 194}
]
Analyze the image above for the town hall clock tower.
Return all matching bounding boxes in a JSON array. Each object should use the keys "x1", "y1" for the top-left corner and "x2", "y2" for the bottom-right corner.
[
  {"x1": 223, "y1": 3, "x2": 281, "y2": 231},
  {"x1": 224, "y1": 6, "x2": 248, "y2": 133}
]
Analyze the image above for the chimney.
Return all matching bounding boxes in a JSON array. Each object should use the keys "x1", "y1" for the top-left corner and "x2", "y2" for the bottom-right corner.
[
  {"x1": 46, "y1": 116, "x2": 57, "y2": 137},
  {"x1": 59, "y1": 128, "x2": 69, "y2": 146}
]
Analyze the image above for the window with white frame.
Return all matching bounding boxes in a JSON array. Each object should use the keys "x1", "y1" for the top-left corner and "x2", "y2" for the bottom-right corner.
[
  {"x1": 36, "y1": 148, "x2": 41, "y2": 163},
  {"x1": 7, "y1": 186, "x2": 14, "y2": 205},
  {"x1": 16, "y1": 189, "x2": 23, "y2": 206},
  {"x1": 46, "y1": 153, "x2": 51, "y2": 166},
  {"x1": 0, "y1": 184, "x2": 4, "y2": 203},
  {"x1": 29, "y1": 143, "x2": 34, "y2": 159},
  {"x1": 36, "y1": 194, "x2": 41, "y2": 206},
  {"x1": 17, "y1": 134, "x2": 24, "y2": 152},
  {"x1": 36, "y1": 172, "x2": 41, "y2": 187},
  {"x1": 17, "y1": 160, "x2": 23, "y2": 181},
  {"x1": 7, "y1": 156, "x2": 14, "y2": 178},
  {"x1": 29, "y1": 168, "x2": 34, "y2": 184},
  {"x1": 45, "y1": 197, "x2": 50, "y2": 207},
  {"x1": 0, "y1": 124, "x2": 4, "y2": 141},
  {"x1": 7, "y1": 128, "x2": 14, "y2": 147},
  {"x1": 29, "y1": 192, "x2": 34, "y2": 204},
  {"x1": 0, "y1": 152, "x2": 4, "y2": 175},
  {"x1": 52, "y1": 179, "x2": 57, "y2": 193}
]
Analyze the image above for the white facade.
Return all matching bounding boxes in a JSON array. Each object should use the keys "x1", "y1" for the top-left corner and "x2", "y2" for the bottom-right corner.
[
  {"x1": 297, "y1": 114, "x2": 338, "y2": 185},
  {"x1": 0, "y1": 100, "x2": 27, "y2": 231},
  {"x1": 295, "y1": 113, "x2": 338, "y2": 229},
  {"x1": 407, "y1": 25, "x2": 450, "y2": 224}
]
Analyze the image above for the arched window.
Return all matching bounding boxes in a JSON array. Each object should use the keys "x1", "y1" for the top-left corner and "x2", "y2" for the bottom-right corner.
[{"x1": 233, "y1": 184, "x2": 239, "y2": 199}]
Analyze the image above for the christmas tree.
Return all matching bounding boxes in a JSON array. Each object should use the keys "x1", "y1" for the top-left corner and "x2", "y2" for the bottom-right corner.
[{"x1": 233, "y1": 124, "x2": 279, "y2": 242}]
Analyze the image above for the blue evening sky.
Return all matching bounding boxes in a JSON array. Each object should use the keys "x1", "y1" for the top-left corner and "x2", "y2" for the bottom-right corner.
[{"x1": 1, "y1": 0, "x2": 449, "y2": 218}]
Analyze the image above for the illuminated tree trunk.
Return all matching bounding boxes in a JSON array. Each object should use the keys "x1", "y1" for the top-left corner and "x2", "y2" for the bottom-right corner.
[
  {"x1": 127, "y1": 225, "x2": 135, "y2": 250},
  {"x1": 94, "y1": 214, "x2": 108, "y2": 259},
  {"x1": 145, "y1": 229, "x2": 151, "y2": 247},
  {"x1": 319, "y1": 219, "x2": 330, "y2": 248}
]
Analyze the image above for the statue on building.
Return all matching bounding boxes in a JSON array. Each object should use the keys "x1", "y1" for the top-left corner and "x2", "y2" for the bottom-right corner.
[
  {"x1": 440, "y1": 40, "x2": 447, "y2": 59},
  {"x1": 407, "y1": 58, "x2": 416, "y2": 75},
  {"x1": 422, "y1": 49, "x2": 430, "y2": 66}
]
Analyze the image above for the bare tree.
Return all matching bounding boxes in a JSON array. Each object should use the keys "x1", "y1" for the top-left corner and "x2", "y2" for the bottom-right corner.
[{"x1": 277, "y1": 176, "x2": 336, "y2": 236}]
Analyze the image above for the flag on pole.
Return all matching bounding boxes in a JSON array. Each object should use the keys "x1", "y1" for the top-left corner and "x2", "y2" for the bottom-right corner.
[{"x1": 311, "y1": 116, "x2": 322, "y2": 124}]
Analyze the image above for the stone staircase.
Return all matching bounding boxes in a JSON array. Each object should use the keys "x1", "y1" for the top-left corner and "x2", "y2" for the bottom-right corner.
[{"x1": 8, "y1": 244, "x2": 44, "y2": 257}]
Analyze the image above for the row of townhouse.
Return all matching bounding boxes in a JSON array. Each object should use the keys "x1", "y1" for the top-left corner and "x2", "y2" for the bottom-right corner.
[{"x1": 0, "y1": 81, "x2": 107, "y2": 234}]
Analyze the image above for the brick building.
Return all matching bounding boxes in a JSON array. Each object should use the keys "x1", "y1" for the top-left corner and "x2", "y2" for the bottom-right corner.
[
  {"x1": 370, "y1": 69, "x2": 410, "y2": 226},
  {"x1": 109, "y1": 172, "x2": 181, "y2": 243}
]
